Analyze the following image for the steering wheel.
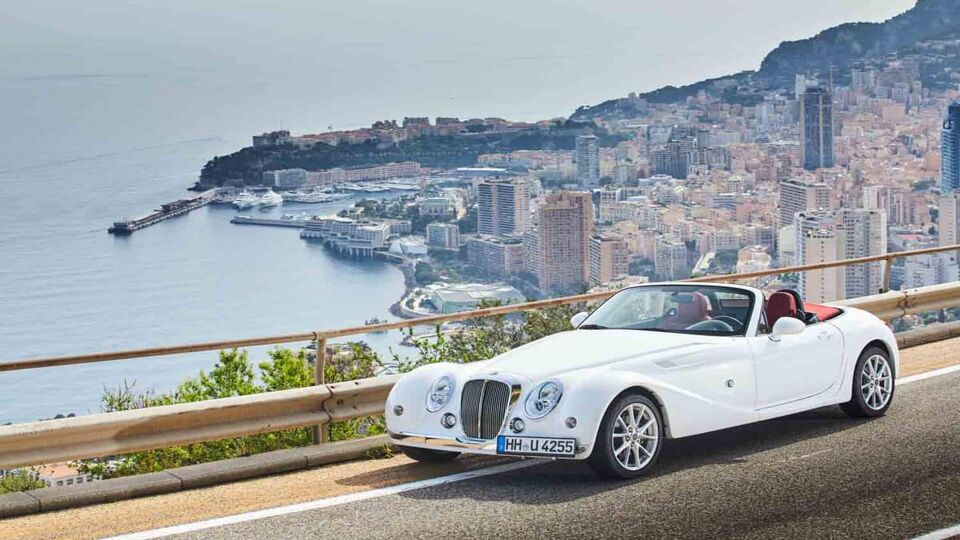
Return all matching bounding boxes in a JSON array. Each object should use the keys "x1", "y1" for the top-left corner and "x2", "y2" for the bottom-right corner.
[
  {"x1": 685, "y1": 319, "x2": 735, "y2": 333},
  {"x1": 711, "y1": 316, "x2": 744, "y2": 332}
]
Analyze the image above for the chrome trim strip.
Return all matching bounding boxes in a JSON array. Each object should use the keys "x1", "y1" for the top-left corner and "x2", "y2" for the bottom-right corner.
[
  {"x1": 476, "y1": 379, "x2": 487, "y2": 438},
  {"x1": 389, "y1": 432, "x2": 495, "y2": 451}
]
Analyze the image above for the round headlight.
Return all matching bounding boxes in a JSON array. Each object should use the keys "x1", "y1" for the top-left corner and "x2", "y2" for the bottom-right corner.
[
  {"x1": 425, "y1": 375, "x2": 455, "y2": 412},
  {"x1": 524, "y1": 381, "x2": 563, "y2": 419}
]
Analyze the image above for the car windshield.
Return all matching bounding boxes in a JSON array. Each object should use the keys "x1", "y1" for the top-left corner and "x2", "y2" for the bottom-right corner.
[{"x1": 580, "y1": 285, "x2": 754, "y2": 336}]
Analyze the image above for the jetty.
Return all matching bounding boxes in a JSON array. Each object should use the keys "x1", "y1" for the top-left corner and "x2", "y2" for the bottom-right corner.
[{"x1": 108, "y1": 191, "x2": 214, "y2": 235}]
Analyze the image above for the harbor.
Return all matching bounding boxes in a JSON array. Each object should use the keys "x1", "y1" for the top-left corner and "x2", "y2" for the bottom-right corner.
[{"x1": 107, "y1": 190, "x2": 214, "y2": 235}]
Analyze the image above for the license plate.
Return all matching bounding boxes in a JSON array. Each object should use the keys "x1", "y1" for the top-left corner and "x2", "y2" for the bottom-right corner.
[{"x1": 496, "y1": 436, "x2": 576, "y2": 458}]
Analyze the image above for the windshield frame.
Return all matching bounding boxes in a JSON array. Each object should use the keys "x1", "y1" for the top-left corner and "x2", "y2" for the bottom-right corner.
[{"x1": 579, "y1": 283, "x2": 759, "y2": 338}]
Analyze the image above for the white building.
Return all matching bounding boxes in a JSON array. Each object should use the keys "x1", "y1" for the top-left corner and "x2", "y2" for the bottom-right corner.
[
  {"x1": 265, "y1": 168, "x2": 308, "y2": 188},
  {"x1": 428, "y1": 283, "x2": 525, "y2": 314},
  {"x1": 903, "y1": 253, "x2": 960, "y2": 289},
  {"x1": 425, "y1": 222, "x2": 460, "y2": 250},
  {"x1": 795, "y1": 208, "x2": 887, "y2": 302},
  {"x1": 476, "y1": 178, "x2": 529, "y2": 236},
  {"x1": 655, "y1": 236, "x2": 690, "y2": 281}
]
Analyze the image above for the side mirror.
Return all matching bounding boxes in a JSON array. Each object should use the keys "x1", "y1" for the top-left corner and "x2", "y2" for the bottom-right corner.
[
  {"x1": 769, "y1": 317, "x2": 805, "y2": 342},
  {"x1": 570, "y1": 311, "x2": 589, "y2": 328}
]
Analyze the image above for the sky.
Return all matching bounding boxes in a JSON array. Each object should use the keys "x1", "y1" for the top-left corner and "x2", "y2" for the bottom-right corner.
[{"x1": 0, "y1": 1, "x2": 918, "y2": 138}]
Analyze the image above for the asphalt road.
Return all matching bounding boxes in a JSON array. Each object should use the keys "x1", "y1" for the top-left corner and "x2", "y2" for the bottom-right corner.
[{"x1": 167, "y1": 371, "x2": 960, "y2": 540}]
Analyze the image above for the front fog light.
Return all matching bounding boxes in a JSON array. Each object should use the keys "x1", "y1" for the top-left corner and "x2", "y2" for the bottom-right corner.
[
  {"x1": 441, "y1": 413, "x2": 457, "y2": 428},
  {"x1": 565, "y1": 417, "x2": 577, "y2": 429},
  {"x1": 510, "y1": 417, "x2": 525, "y2": 433},
  {"x1": 393, "y1": 405, "x2": 404, "y2": 416}
]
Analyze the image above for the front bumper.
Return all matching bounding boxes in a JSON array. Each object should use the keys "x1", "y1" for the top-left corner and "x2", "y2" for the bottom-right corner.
[
  {"x1": 390, "y1": 432, "x2": 500, "y2": 455},
  {"x1": 389, "y1": 431, "x2": 588, "y2": 459}
]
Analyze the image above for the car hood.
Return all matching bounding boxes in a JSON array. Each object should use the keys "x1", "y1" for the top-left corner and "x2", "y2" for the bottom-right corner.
[{"x1": 468, "y1": 329, "x2": 722, "y2": 381}]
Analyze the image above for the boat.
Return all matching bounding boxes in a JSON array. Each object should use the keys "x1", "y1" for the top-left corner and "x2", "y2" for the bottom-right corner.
[
  {"x1": 232, "y1": 190, "x2": 260, "y2": 210},
  {"x1": 258, "y1": 190, "x2": 283, "y2": 209},
  {"x1": 285, "y1": 190, "x2": 334, "y2": 204},
  {"x1": 285, "y1": 189, "x2": 353, "y2": 204},
  {"x1": 364, "y1": 317, "x2": 388, "y2": 333}
]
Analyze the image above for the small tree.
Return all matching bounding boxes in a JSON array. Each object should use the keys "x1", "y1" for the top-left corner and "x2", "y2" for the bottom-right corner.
[{"x1": 0, "y1": 470, "x2": 45, "y2": 494}]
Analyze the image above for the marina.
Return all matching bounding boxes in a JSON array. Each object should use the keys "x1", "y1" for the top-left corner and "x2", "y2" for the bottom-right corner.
[{"x1": 107, "y1": 191, "x2": 214, "y2": 235}]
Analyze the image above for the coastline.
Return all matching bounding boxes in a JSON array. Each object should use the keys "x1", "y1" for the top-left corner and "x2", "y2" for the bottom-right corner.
[{"x1": 388, "y1": 259, "x2": 418, "y2": 320}]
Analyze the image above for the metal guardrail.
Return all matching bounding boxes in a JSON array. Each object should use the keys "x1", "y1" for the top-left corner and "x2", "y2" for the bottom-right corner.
[
  {"x1": 3, "y1": 243, "x2": 960, "y2": 374},
  {"x1": 1, "y1": 282, "x2": 960, "y2": 469}
]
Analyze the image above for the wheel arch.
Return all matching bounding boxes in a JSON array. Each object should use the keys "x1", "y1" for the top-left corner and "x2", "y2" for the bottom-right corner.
[
  {"x1": 606, "y1": 385, "x2": 673, "y2": 439},
  {"x1": 862, "y1": 338, "x2": 896, "y2": 377}
]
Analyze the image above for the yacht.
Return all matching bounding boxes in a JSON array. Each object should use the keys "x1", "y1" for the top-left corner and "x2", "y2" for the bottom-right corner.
[
  {"x1": 258, "y1": 190, "x2": 283, "y2": 209},
  {"x1": 232, "y1": 190, "x2": 260, "y2": 210}
]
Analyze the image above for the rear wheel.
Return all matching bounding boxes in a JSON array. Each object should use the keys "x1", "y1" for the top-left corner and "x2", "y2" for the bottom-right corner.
[
  {"x1": 588, "y1": 393, "x2": 663, "y2": 479},
  {"x1": 841, "y1": 346, "x2": 895, "y2": 418},
  {"x1": 399, "y1": 445, "x2": 460, "y2": 463}
]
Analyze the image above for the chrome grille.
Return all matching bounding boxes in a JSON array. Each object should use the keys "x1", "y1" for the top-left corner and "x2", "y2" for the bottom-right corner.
[
  {"x1": 460, "y1": 380, "x2": 483, "y2": 438},
  {"x1": 459, "y1": 379, "x2": 511, "y2": 439}
]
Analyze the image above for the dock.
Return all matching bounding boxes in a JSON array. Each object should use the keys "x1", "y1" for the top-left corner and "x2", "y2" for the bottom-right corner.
[
  {"x1": 230, "y1": 216, "x2": 309, "y2": 228},
  {"x1": 108, "y1": 191, "x2": 214, "y2": 235}
]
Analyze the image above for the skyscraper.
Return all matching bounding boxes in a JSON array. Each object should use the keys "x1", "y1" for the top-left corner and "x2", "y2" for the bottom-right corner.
[
  {"x1": 576, "y1": 135, "x2": 600, "y2": 187},
  {"x1": 778, "y1": 178, "x2": 832, "y2": 228},
  {"x1": 523, "y1": 192, "x2": 593, "y2": 291},
  {"x1": 795, "y1": 209, "x2": 887, "y2": 302},
  {"x1": 940, "y1": 103, "x2": 960, "y2": 193},
  {"x1": 800, "y1": 87, "x2": 834, "y2": 171},
  {"x1": 841, "y1": 209, "x2": 887, "y2": 298},
  {"x1": 940, "y1": 194, "x2": 960, "y2": 248},
  {"x1": 476, "y1": 178, "x2": 529, "y2": 236}
]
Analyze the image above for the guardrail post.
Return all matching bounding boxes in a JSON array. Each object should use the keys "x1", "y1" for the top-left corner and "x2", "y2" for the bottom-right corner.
[
  {"x1": 880, "y1": 255, "x2": 894, "y2": 293},
  {"x1": 312, "y1": 336, "x2": 329, "y2": 444}
]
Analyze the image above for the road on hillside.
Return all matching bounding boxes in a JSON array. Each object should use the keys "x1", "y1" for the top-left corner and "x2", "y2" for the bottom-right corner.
[{"x1": 170, "y1": 371, "x2": 960, "y2": 540}]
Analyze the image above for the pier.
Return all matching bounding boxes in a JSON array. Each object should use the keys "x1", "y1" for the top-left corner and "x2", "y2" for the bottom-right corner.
[
  {"x1": 230, "y1": 216, "x2": 309, "y2": 228},
  {"x1": 108, "y1": 191, "x2": 214, "y2": 235}
]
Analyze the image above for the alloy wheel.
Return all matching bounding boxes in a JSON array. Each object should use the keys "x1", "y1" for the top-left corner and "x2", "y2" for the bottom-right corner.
[
  {"x1": 860, "y1": 354, "x2": 893, "y2": 411},
  {"x1": 611, "y1": 402, "x2": 659, "y2": 471}
]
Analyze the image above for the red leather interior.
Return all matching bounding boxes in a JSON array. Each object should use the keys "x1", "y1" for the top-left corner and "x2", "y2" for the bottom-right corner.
[
  {"x1": 805, "y1": 303, "x2": 842, "y2": 322},
  {"x1": 662, "y1": 292, "x2": 711, "y2": 330},
  {"x1": 765, "y1": 291, "x2": 798, "y2": 328}
]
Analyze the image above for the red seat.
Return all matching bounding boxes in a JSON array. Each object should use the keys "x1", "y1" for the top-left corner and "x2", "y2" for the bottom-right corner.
[
  {"x1": 662, "y1": 292, "x2": 711, "y2": 330},
  {"x1": 765, "y1": 291, "x2": 798, "y2": 328},
  {"x1": 805, "y1": 303, "x2": 842, "y2": 322}
]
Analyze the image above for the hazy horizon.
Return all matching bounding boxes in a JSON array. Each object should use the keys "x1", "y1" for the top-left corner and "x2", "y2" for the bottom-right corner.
[{"x1": 0, "y1": 1, "x2": 917, "y2": 173}]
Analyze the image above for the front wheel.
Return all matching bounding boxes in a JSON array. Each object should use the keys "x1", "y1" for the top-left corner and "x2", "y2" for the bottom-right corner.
[
  {"x1": 399, "y1": 445, "x2": 460, "y2": 463},
  {"x1": 841, "y1": 346, "x2": 895, "y2": 418},
  {"x1": 588, "y1": 393, "x2": 664, "y2": 479}
]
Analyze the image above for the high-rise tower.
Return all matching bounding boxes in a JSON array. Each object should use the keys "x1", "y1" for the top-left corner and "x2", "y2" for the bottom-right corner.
[
  {"x1": 800, "y1": 87, "x2": 834, "y2": 171},
  {"x1": 940, "y1": 103, "x2": 960, "y2": 193}
]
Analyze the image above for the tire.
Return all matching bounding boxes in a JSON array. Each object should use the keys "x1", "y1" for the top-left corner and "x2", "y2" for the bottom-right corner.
[
  {"x1": 399, "y1": 445, "x2": 460, "y2": 463},
  {"x1": 841, "y1": 346, "x2": 895, "y2": 418},
  {"x1": 588, "y1": 393, "x2": 664, "y2": 479}
]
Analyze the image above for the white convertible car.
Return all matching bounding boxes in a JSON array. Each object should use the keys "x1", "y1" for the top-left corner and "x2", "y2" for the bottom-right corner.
[{"x1": 385, "y1": 283, "x2": 898, "y2": 478}]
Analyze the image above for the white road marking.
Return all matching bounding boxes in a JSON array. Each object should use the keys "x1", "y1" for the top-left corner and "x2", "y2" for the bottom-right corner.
[
  {"x1": 780, "y1": 449, "x2": 833, "y2": 463},
  {"x1": 102, "y1": 460, "x2": 542, "y2": 540},
  {"x1": 898, "y1": 363, "x2": 960, "y2": 385},
  {"x1": 911, "y1": 523, "x2": 960, "y2": 540},
  {"x1": 104, "y1": 364, "x2": 960, "y2": 540}
]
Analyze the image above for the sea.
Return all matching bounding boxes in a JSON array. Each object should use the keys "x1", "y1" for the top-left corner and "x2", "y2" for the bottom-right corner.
[{"x1": 0, "y1": 138, "x2": 409, "y2": 424}]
